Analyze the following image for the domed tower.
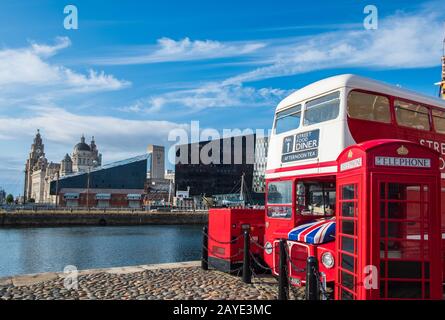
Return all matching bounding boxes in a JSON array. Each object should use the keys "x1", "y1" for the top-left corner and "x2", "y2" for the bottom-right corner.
[
  {"x1": 60, "y1": 154, "x2": 73, "y2": 176},
  {"x1": 71, "y1": 135, "x2": 101, "y2": 173}
]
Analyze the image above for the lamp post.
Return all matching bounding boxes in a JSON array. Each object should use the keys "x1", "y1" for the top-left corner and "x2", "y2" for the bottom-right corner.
[
  {"x1": 86, "y1": 167, "x2": 90, "y2": 210},
  {"x1": 55, "y1": 171, "x2": 59, "y2": 209},
  {"x1": 86, "y1": 160, "x2": 98, "y2": 210}
]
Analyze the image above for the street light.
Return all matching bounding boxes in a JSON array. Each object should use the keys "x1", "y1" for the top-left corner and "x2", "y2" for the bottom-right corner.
[
  {"x1": 86, "y1": 160, "x2": 98, "y2": 210},
  {"x1": 55, "y1": 171, "x2": 59, "y2": 209}
]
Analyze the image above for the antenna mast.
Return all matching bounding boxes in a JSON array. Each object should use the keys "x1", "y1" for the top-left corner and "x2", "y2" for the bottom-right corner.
[{"x1": 441, "y1": 35, "x2": 445, "y2": 99}]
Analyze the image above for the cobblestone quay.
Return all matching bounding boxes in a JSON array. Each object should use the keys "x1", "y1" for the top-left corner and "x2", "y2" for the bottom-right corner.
[{"x1": 0, "y1": 261, "x2": 305, "y2": 300}]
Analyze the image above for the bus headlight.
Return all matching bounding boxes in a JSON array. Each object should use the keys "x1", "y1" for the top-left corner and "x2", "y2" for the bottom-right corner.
[
  {"x1": 264, "y1": 242, "x2": 273, "y2": 255},
  {"x1": 321, "y1": 252, "x2": 334, "y2": 269}
]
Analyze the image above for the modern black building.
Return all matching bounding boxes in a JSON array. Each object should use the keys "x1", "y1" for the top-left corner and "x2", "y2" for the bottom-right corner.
[
  {"x1": 50, "y1": 154, "x2": 149, "y2": 208},
  {"x1": 175, "y1": 135, "x2": 257, "y2": 197}
]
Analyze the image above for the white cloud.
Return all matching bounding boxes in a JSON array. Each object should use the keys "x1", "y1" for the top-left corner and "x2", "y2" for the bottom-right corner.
[
  {"x1": 119, "y1": 4, "x2": 445, "y2": 114},
  {"x1": 225, "y1": 8, "x2": 445, "y2": 85},
  {"x1": 0, "y1": 37, "x2": 130, "y2": 92},
  {"x1": 0, "y1": 106, "x2": 187, "y2": 162},
  {"x1": 30, "y1": 36, "x2": 71, "y2": 57},
  {"x1": 120, "y1": 83, "x2": 291, "y2": 113},
  {"x1": 93, "y1": 37, "x2": 266, "y2": 65}
]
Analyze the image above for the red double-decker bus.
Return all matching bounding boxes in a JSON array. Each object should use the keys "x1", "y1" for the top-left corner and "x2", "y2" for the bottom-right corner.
[{"x1": 264, "y1": 74, "x2": 445, "y2": 299}]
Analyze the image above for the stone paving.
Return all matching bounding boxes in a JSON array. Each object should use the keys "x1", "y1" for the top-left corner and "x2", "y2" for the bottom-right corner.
[{"x1": 0, "y1": 261, "x2": 305, "y2": 300}]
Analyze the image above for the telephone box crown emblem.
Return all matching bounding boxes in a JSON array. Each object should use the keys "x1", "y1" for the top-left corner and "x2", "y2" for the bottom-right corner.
[
  {"x1": 397, "y1": 145, "x2": 409, "y2": 156},
  {"x1": 347, "y1": 150, "x2": 353, "y2": 158}
]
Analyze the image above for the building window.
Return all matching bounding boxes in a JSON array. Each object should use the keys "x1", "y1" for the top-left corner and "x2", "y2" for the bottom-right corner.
[
  {"x1": 395, "y1": 100, "x2": 430, "y2": 131},
  {"x1": 347, "y1": 91, "x2": 391, "y2": 123}
]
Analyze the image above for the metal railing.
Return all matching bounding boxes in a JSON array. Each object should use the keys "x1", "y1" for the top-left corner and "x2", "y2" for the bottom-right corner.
[{"x1": 201, "y1": 227, "x2": 328, "y2": 300}]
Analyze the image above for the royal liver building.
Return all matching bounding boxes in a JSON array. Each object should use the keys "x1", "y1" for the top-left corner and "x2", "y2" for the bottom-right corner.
[{"x1": 24, "y1": 130, "x2": 102, "y2": 203}]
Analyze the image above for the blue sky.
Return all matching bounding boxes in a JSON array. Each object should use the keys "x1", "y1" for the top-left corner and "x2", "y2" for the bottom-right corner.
[{"x1": 0, "y1": 0, "x2": 444, "y2": 196}]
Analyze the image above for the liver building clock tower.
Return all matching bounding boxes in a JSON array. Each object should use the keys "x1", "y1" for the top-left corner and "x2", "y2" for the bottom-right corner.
[{"x1": 24, "y1": 129, "x2": 45, "y2": 202}]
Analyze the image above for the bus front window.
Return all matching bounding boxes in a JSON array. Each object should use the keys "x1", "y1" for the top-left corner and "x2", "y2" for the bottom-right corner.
[{"x1": 296, "y1": 181, "x2": 336, "y2": 216}]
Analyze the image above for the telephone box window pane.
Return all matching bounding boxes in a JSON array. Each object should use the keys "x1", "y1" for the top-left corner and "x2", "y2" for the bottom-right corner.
[
  {"x1": 388, "y1": 202, "x2": 404, "y2": 219},
  {"x1": 406, "y1": 203, "x2": 422, "y2": 220},
  {"x1": 341, "y1": 253, "x2": 354, "y2": 271},
  {"x1": 341, "y1": 289, "x2": 354, "y2": 300},
  {"x1": 424, "y1": 262, "x2": 430, "y2": 278},
  {"x1": 380, "y1": 261, "x2": 386, "y2": 277},
  {"x1": 342, "y1": 202, "x2": 355, "y2": 217},
  {"x1": 380, "y1": 221, "x2": 386, "y2": 237},
  {"x1": 380, "y1": 202, "x2": 385, "y2": 218},
  {"x1": 380, "y1": 183, "x2": 386, "y2": 199},
  {"x1": 387, "y1": 261, "x2": 422, "y2": 279},
  {"x1": 388, "y1": 184, "x2": 421, "y2": 201},
  {"x1": 341, "y1": 271, "x2": 354, "y2": 290},
  {"x1": 388, "y1": 221, "x2": 422, "y2": 239},
  {"x1": 387, "y1": 281, "x2": 422, "y2": 299},
  {"x1": 341, "y1": 185, "x2": 355, "y2": 200},
  {"x1": 347, "y1": 91, "x2": 391, "y2": 123},
  {"x1": 341, "y1": 236, "x2": 354, "y2": 253},
  {"x1": 342, "y1": 221, "x2": 355, "y2": 235}
]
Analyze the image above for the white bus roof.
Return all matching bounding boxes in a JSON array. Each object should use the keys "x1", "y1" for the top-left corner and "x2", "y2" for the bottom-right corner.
[{"x1": 277, "y1": 74, "x2": 445, "y2": 112}]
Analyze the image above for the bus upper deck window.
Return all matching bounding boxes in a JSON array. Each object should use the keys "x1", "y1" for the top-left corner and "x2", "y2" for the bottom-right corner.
[
  {"x1": 395, "y1": 100, "x2": 431, "y2": 131},
  {"x1": 274, "y1": 105, "x2": 301, "y2": 134},
  {"x1": 347, "y1": 91, "x2": 391, "y2": 123},
  {"x1": 432, "y1": 109, "x2": 445, "y2": 134},
  {"x1": 304, "y1": 91, "x2": 340, "y2": 126},
  {"x1": 296, "y1": 181, "x2": 336, "y2": 216}
]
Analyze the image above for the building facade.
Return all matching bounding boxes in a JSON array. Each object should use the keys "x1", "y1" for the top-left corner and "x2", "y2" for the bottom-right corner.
[
  {"x1": 24, "y1": 131, "x2": 102, "y2": 204},
  {"x1": 147, "y1": 145, "x2": 165, "y2": 179},
  {"x1": 174, "y1": 134, "x2": 269, "y2": 203},
  {"x1": 50, "y1": 154, "x2": 149, "y2": 208},
  {"x1": 0, "y1": 188, "x2": 6, "y2": 204},
  {"x1": 253, "y1": 136, "x2": 269, "y2": 193},
  {"x1": 174, "y1": 134, "x2": 257, "y2": 197}
]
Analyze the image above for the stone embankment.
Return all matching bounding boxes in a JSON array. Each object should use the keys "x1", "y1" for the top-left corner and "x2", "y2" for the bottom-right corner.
[{"x1": 0, "y1": 210, "x2": 208, "y2": 227}]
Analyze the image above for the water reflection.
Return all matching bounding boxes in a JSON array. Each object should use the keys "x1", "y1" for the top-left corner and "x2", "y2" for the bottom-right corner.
[{"x1": 0, "y1": 225, "x2": 203, "y2": 277}]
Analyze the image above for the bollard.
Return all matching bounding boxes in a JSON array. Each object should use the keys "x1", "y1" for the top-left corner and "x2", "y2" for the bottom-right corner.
[
  {"x1": 242, "y1": 229, "x2": 252, "y2": 284},
  {"x1": 278, "y1": 239, "x2": 289, "y2": 300},
  {"x1": 201, "y1": 226, "x2": 209, "y2": 270},
  {"x1": 306, "y1": 256, "x2": 319, "y2": 300}
]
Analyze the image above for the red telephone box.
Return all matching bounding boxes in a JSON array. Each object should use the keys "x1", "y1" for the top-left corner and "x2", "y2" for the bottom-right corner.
[{"x1": 336, "y1": 139, "x2": 442, "y2": 300}]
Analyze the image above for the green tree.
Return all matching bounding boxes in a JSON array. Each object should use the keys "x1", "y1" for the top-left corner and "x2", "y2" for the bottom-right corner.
[{"x1": 6, "y1": 194, "x2": 14, "y2": 204}]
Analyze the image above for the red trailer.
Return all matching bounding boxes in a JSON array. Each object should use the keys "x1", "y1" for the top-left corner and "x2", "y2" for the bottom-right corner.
[{"x1": 207, "y1": 208, "x2": 264, "y2": 273}]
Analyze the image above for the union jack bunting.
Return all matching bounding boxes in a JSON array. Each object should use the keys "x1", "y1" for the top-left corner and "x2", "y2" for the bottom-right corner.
[{"x1": 288, "y1": 218, "x2": 336, "y2": 244}]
